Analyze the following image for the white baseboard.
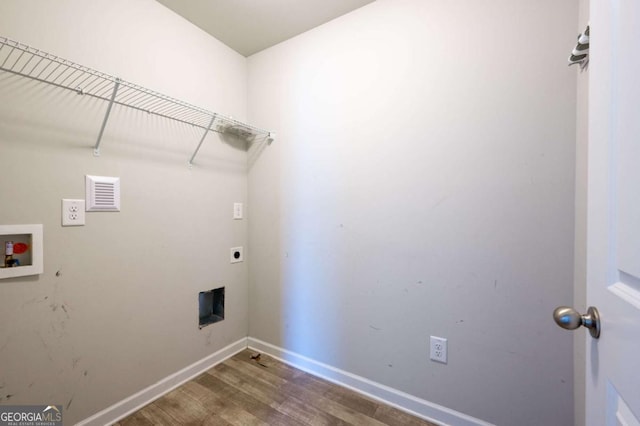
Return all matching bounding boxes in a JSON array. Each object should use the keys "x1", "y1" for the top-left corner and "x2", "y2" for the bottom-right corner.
[
  {"x1": 247, "y1": 337, "x2": 493, "y2": 426},
  {"x1": 76, "y1": 337, "x2": 248, "y2": 426}
]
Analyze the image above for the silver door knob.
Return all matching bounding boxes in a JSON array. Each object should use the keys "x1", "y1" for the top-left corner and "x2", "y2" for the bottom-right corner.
[{"x1": 553, "y1": 306, "x2": 600, "y2": 339}]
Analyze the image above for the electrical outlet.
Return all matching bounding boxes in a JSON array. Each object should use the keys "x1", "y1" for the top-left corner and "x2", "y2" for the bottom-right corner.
[
  {"x1": 233, "y1": 202, "x2": 243, "y2": 220},
  {"x1": 62, "y1": 199, "x2": 86, "y2": 226},
  {"x1": 230, "y1": 247, "x2": 244, "y2": 263},
  {"x1": 430, "y1": 336, "x2": 448, "y2": 364}
]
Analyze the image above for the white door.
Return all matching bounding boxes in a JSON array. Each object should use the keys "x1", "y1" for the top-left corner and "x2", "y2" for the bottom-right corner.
[{"x1": 585, "y1": 0, "x2": 640, "y2": 424}]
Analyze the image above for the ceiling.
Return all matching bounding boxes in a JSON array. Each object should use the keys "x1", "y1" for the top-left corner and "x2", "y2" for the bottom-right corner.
[{"x1": 156, "y1": 0, "x2": 376, "y2": 57}]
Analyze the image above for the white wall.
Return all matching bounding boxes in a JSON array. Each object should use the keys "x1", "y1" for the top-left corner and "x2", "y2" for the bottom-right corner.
[
  {"x1": 247, "y1": 1, "x2": 578, "y2": 425},
  {"x1": 0, "y1": 1, "x2": 249, "y2": 424}
]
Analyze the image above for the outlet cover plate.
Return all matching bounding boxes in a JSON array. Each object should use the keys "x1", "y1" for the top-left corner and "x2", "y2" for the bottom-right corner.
[
  {"x1": 230, "y1": 247, "x2": 244, "y2": 263},
  {"x1": 430, "y1": 336, "x2": 448, "y2": 364},
  {"x1": 233, "y1": 203, "x2": 243, "y2": 220},
  {"x1": 62, "y1": 199, "x2": 86, "y2": 226}
]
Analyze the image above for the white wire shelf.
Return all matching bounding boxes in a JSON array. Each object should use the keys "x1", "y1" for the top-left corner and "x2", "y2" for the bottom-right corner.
[{"x1": 0, "y1": 36, "x2": 274, "y2": 166}]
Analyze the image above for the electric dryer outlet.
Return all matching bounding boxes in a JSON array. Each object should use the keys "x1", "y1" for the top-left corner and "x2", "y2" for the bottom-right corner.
[{"x1": 230, "y1": 247, "x2": 244, "y2": 263}]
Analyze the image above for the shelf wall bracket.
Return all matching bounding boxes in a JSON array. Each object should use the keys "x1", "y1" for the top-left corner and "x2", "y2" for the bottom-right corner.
[
  {"x1": 188, "y1": 113, "x2": 217, "y2": 168},
  {"x1": 94, "y1": 78, "x2": 121, "y2": 156}
]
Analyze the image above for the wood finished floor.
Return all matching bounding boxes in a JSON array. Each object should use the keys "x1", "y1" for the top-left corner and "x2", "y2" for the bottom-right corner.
[{"x1": 115, "y1": 349, "x2": 439, "y2": 426}]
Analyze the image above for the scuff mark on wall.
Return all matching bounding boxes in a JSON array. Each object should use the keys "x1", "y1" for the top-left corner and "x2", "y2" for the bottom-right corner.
[
  {"x1": 22, "y1": 296, "x2": 48, "y2": 308},
  {"x1": 72, "y1": 357, "x2": 81, "y2": 369},
  {"x1": 35, "y1": 331, "x2": 54, "y2": 362}
]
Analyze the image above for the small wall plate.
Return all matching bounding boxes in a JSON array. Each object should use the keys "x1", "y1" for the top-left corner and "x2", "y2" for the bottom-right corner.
[
  {"x1": 230, "y1": 247, "x2": 243, "y2": 263},
  {"x1": 62, "y1": 199, "x2": 86, "y2": 226}
]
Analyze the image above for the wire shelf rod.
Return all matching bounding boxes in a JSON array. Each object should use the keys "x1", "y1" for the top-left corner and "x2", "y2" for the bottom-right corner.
[
  {"x1": 115, "y1": 85, "x2": 143, "y2": 103},
  {"x1": 59, "y1": 65, "x2": 90, "y2": 85},
  {"x1": 109, "y1": 101, "x2": 209, "y2": 129},
  {"x1": 18, "y1": 50, "x2": 38, "y2": 73},
  {"x1": 0, "y1": 45, "x2": 16, "y2": 68},
  {"x1": 94, "y1": 79, "x2": 121, "y2": 156},
  {"x1": 41, "y1": 57, "x2": 69, "y2": 81},
  {"x1": 33, "y1": 59, "x2": 55, "y2": 79},
  {"x1": 93, "y1": 81, "x2": 117, "y2": 98},
  {"x1": 60, "y1": 68, "x2": 85, "y2": 87},
  {"x1": 129, "y1": 92, "x2": 162, "y2": 108},
  {"x1": 25, "y1": 51, "x2": 47, "y2": 74},
  {"x1": 152, "y1": 101, "x2": 191, "y2": 117},
  {"x1": 172, "y1": 108, "x2": 207, "y2": 123},
  {"x1": 84, "y1": 77, "x2": 112, "y2": 94},
  {"x1": 189, "y1": 114, "x2": 217, "y2": 167},
  {"x1": 134, "y1": 95, "x2": 168, "y2": 111},
  {"x1": 68, "y1": 68, "x2": 99, "y2": 89},
  {"x1": 73, "y1": 73, "x2": 99, "y2": 93},
  {"x1": 121, "y1": 88, "x2": 152, "y2": 104},
  {"x1": 10, "y1": 50, "x2": 28, "y2": 71}
]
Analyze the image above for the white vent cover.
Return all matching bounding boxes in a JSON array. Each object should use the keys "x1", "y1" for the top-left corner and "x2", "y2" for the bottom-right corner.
[{"x1": 86, "y1": 175, "x2": 120, "y2": 212}]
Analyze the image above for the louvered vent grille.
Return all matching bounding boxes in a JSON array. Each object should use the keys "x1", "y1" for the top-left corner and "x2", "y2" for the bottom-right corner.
[
  {"x1": 94, "y1": 182, "x2": 115, "y2": 206},
  {"x1": 86, "y1": 175, "x2": 120, "y2": 212}
]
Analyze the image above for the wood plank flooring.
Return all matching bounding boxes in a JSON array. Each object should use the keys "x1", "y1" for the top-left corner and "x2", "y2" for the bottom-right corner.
[{"x1": 115, "y1": 349, "x2": 439, "y2": 426}]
